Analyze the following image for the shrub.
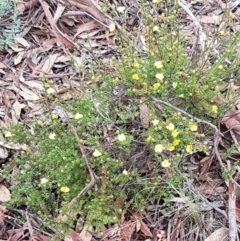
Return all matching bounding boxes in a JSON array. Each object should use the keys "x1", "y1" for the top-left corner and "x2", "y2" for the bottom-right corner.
[
  {"x1": 0, "y1": 0, "x2": 20, "y2": 49},
  {"x1": 2, "y1": 0, "x2": 240, "y2": 237}
]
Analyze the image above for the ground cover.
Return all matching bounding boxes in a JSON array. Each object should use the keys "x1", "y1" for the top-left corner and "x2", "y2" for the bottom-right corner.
[{"x1": 1, "y1": 0, "x2": 240, "y2": 240}]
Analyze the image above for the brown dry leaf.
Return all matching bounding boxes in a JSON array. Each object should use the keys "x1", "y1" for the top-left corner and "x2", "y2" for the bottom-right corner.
[
  {"x1": 198, "y1": 15, "x2": 222, "y2": 24},
  {"x1": 74, "y1": 21, "x2": 101, "y2": 39},
  {"x1": 67, "y1": 0, "x2": 106, "y2": 23},
  {"x1": 236, "y1": 199, "x2": 240, "y2": 222},
  {"x1": 11, "y1": 101, "x2": 22, "y2": 125},
  {"x1": 139, "y1": 103, "x2": 150, "y2": 129},
  {"x1": 0, "y1": 146, "x2": 8, "y2": 159},
  {"x1": 39, "y1": 0, "x2": 75, "y2": 49},
  {"x1": 15, "y1": 37, "x2": 30, "y2": 48},
  {"x1": 196, "y1": 181, "x2": 225, "y2": 196},
  {"x1": 33, "y1": 234, "x2": 51, "y2": 241},
  {"x1": 17, "y1": 0, "x2": 39, "y2": 12},
  {"x1": 41, "y1": 53, "x2": 59, "y2": 73},
  {"x1": 221, "y1": 109, "x2": 240, "y2": 132},
  {"x1": 204, "y1": 227, "x2": 228, "y2": 241},
  {"x1": 14, "y1": 51, "x2": 24, "y2": 65},
  {"x1": 0, "y1": 209, "x2": 5, "y2": 224},
  {"x1": 79, "y1": 225, "x2": 92, "y2": 241},
  {"x1": 132, "y1": 213, "x2": 152, "y2": 237},
  {"x1": 0, "y1": 184, "x2": 11, "y2": 202},
  {"x1": 120, "y1": 220, "x2": 135, "y2": 240},
  {"x1": 101, "y1": 223, "x2": 119, "y2": 240},
  {"x1": 64, "y1": 229, "x2": 82, "y2": 241}
]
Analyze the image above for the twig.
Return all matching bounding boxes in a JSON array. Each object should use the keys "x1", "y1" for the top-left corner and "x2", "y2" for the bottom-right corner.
[
  {"x1": 178, "y1": 0, "x2": 206, "y2": 51},
  {"x1": 150, "y1": 95, "x2": 221, "y2": 134},
  {"x1": 227, "y1": 160, "x2": 237, "y2": 241},
  {"x1": 180, "y1": 170, "x2": 228, "y2": 218},
  {"x1": 10, "y1": 208, "x2": 57, "y2": 234},
  {"x1": 64, "y1": 113, "x2": 98, "y2": 206}
]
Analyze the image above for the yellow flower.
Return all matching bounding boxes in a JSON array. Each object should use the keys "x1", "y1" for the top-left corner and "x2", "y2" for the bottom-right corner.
[
  {"x1": 178, "y1": 94, "x2": 184, "y2": 98},
  {"x1": 33, "y1": 95, "x2": 39, "y2": 101},
  {"x1": 190, "y1": 124, "x2": 197, "y2": 131},
  {"x1": 109, "y1": 24, "x2": 115, "y2": 32},
  {"x1": 150, "y1": 51, "x2": 154, "y2": 56},
  {"x1": 49, "y1": 133, "x2": 56, "y2": 140},
  {"x1": 146, "y1": 136, "x2": 152, "y2": 142},
  {"x1": 40, "y1": 178, "x2": 48, "y2": 184},
  {"x1": 155, "y1": 144, "x2": 163, "y2": 153},
  {"x1": 153, "y1": 83, "x2": 160, "y2": 90},
  {"x1": 20, "y1": 104, "x2": 26, "y2": 109},
  {"x1": 93, "y1": 149, "x2": 102, "y2": 157},
  {"x1": 117, "y1": 6, "x2": 125, "y2": 13},
  {"x1": 153, "y1": 26, "x2": 159, "y2": 32},
  {"x1": 218, "y1": 30, "x2": 224, "y2": 36},
  {"x1": 52, "y1": 114, "x2": 58, "y2": 119},
  {"x1": 217, "y1": 65, "x2": 223, "y2": 69},
  {"x1": 117, "y1": 134, "x2": 126, "y2": 141},
  {"x1": 46, "y1": 87, "x2": 55, "y2": 95},
  {"x1": 132, "y1": 62, "x2": 139, "y2": 68},
  {"x1": 61, "y1": 186, "x2": 70, "y2": 193},
  {"x1": 171, "y1": 129, "x2": 179, "y2": 137},
  {"x1": 212, "y1": 16, "x2": 219, "y2": 22},
  {"x1": 172, "y1": 82, "x2": 178, "y2": 88},
  {"x1": 122, "y1": 169, "x2": 128, "y2": 175},
  {"x1": 229, "y1": 12, "x2": 235, "y2": 19},
  {"x1": 162, "y1": 160, "x2": 171, "y2": 167},
  {"x1": 186, "y1": 145, "x2": 192, "y2": 153},
  {"x1": 74, "y1": 113, "x2": 83, "y2": 119},
  {"x1": 155, "y1": 73, "x2": 164, "y2": 80},
  {"x1": 153, "y1": 0, "x2": 158, "y2": 3},
  {"x1": 168, "y1": 145, "x2": 175, "y2": 151},
  {"x1": 152, "y1": 119, "x2": 159, "y2": 126},
  {"x1": 5, "y1": 131, "x2": 12, "y2": 137},
  {"x1": 212, "y1": 105, "x2": 218, "y2": 113},
  {"x1": 166, "y1": 123, "x2": 175, "y2": 131},
  {"x1": 154, "y1": 61, "x2": 163, "y2": 69},
  {"x1": 132, "y1": 74, "x2": 139, "y2": 80},
  {"x1": 173, "y1": 139, "x2": 180, "y2": 146}
]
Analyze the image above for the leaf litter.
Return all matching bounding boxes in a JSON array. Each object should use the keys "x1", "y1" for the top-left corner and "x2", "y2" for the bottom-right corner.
[{"x1": 1, "y1": 0, "x2": 240, "y2": 240}]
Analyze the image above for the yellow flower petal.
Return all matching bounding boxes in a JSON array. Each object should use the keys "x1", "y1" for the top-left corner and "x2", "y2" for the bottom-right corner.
[
  {"x1": 152, "y1": 119, "x2": 159, "y2": 126},
  {"x1": 154, "y1": 61, "x2": 163, "y2": 69},
  {"x1": 166, "y1": 123, "x2": 175, "y2": 131},
  {"x1": 117, "y1": 6, "x2": 125, "y2": 13},
  {"x1": 52, "y1": 114, "x2": 59, "y2": 119},
  {"x1": 74, "y1": 113, "x2": 83, "y2": 119},
  {"x1": 162, "y1": 160, "x2": 171, "y2": 167},
  {"x1": 155, "y1": 144, "x2": 163, "y2": 153},
  {"x1": 109, "y1": 24, "x2": 115, "y2": 32},
  {"x1": 155, "y1": 73, "x2": 164, "y2": 80},
  {"x1": 122, "y1": 169, "x2": 128, "y2": 175},
  {"x1": 132, "y1": 74, "x2": 139, "y2": 80},
  {"x1": 153, "y1": 26, "x2": 160, "y2": 32},
  {"x1": 5, "y1": 131, "x2": 12, "y2": 137},
  {"x1": 186, "y1": 145, "x2": 193, "y2": 153},
  {"x1": 212, "y1": 105, "x2": 218, "y2": 113},
  {"x1": 190, "y1": 124, "x2": 198, "y2": 132},
  {"x1": 132, "y1": 62, "x2": 139, "y2": 68},
  {"x1": 46, "y1": 88, "x2": 55, "y2": 95},
  {"x1": 61, "y1": 186, "x2": 70, "y2": 193},
  {"x1": 117, "y1": 134, "x2": 126, "y2": 141},
  {"x1": 173, "y1": 139, "x2": 180, "y2": 146},
  {"x1": 49, "y1": 133, "x2": 56, "y2": 140},
  {"x1": 93, "y1": 149, "x2": 102, "y2": 157},
  {"x1": 168, "y1": 145, "x2": 175, "y2": 151},
  {"x1": 171, "y1": 129, "x2": 179, "y2": 137},
  {"x1": 40, "y1": 178, "x2": 48, "y2": 184},
  {"x1": 153, "y1": 83, "x2": 160, "y2": 90}
]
